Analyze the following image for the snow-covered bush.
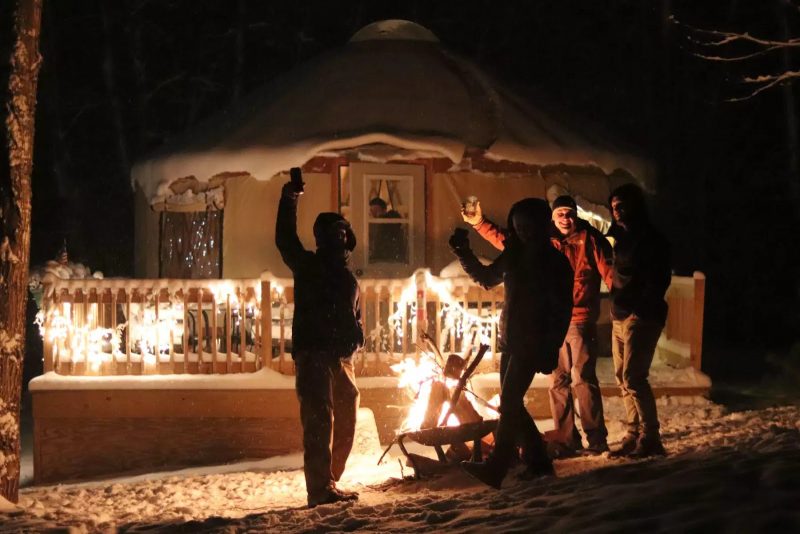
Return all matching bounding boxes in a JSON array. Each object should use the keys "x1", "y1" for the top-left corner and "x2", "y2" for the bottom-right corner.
[{"x1": 28, "y1": 261, "x2": 103, "y2": 310}]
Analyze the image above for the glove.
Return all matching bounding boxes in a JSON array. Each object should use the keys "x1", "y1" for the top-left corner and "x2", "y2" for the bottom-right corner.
[
  {"x1": 449, "y1": 228, "x2": 470, "y2": 251},
  {"x1": 460, "y1": 200, "x2": 483, "y2": 226},
  {"x1": 282, "y1": 181, "x2": 303, "y2": 200}
]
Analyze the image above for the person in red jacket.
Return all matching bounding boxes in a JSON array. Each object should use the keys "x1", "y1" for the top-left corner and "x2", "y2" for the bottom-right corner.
[{"x1": 462, "y1": 195, "x2": 613, "y2": 456}]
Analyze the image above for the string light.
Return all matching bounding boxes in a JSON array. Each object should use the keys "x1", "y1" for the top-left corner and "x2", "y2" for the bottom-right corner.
[{"x1": 36, "y1": 269, "x2": 502, "y2": 374}]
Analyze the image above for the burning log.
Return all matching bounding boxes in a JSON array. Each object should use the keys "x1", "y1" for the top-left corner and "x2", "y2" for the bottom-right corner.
[
  {"x1": 380, "y1": 344, "x2": 498, "y2": 478},
  {"x1": 420, "y1": 379, "x2": 482, "y2": 429},
  {"x1": 421, "y1": 380, "x2": 450, "y2": 429}
]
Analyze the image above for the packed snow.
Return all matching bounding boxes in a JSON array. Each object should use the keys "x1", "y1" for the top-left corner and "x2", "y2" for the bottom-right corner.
[{"x1": 2, "y1": 395, "x2": 798, "y2": 532}]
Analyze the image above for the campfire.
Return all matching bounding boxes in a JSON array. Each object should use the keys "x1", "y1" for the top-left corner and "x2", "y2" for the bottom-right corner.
[{"x1": 380, "y1": 334, "x2": 499, "y2": 477}]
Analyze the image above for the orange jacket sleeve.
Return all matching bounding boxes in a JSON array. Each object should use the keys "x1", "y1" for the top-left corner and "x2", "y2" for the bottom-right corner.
[{"x1": 472, "y1": 217, "x2": 508, "y2": 251}]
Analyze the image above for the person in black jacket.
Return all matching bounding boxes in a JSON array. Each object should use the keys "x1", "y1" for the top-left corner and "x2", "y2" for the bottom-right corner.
[
  {"x1": 276, "y1": 177, "x2": 364, "y2": 508},
  {"x1": 606, "y1": 183, "x2": 671, "y2": 458},
  {"x1": 450, "y1": 198, "x2": 573, "y2": 489}
]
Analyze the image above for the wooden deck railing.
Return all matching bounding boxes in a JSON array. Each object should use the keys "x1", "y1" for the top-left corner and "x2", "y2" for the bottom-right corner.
[
  {"x1": 36, "y1": 271, "x2": 704, "y2": 376},
  {"x1": 659, "y1": 272, "x2": 706, "y2": 370},
  {"x1": 36, "y1": 271, "x2": 505, "y2": 377}
]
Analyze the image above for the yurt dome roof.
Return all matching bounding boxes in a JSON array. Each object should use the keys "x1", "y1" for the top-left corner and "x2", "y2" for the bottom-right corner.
[{"x1": 133, "y1": 20, "x2": 649, "y2": 204}]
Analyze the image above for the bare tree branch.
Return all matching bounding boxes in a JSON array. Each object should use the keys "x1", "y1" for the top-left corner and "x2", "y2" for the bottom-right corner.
[
  {"x1": 727, "y1": 71, "x2": 800, "y2": 101},
  {"x1": 671, "y1": 14, "x2": 800, "y2": 100}
]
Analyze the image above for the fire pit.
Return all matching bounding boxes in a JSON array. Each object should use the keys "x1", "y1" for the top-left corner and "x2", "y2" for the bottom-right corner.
[{"x1": 379, "y1": 342, "x2": 498, "y2": 478}]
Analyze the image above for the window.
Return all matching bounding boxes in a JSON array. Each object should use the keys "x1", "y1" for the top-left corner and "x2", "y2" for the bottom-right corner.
[
  {"x1": 159, "y1": 211, "x2": 222, "y2": 278},
  {"x1": 345, "y1": 163, "x2": 425, "y2": 276},
  {"x1": 367, "y1": 178, "x2": 410, "y2": 263}
]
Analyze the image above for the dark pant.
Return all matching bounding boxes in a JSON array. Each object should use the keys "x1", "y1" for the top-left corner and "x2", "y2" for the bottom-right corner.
[
  {"x1": 611, "y1": 315, "x2": 663, "y2": 437},
  {"x1": 548, "y1": 322, "x2": 608, "y2": 447},
  {"x1": 493, "y1": 352, "x2": 549, "y2": 472},
  {"x1": 295, "y1": 352, "x2": 360, "y2": 498}
]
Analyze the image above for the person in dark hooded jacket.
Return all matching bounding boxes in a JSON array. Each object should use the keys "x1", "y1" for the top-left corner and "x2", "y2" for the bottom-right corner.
[
  {"x1": 276, "y1": 177, "x2": 364, "y2": 508},
  {"x1": 450, "y1": 198, "x2": 573, "y2": 489},
  {"x1": 606, "y1": 183, "x2": 671, "y2": 458}
]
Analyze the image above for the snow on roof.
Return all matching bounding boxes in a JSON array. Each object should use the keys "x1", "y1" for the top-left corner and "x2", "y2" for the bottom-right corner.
[
  {"x1": 132, "y1": 20, "x2": 651, "y2": 205},
  {"x1": 350, "y1": 20, "x2": 439, "y2": 43}
]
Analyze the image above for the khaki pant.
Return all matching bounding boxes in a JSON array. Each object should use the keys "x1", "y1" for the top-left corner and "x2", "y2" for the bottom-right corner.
[
  {"x1": 548, "y1": 322, "x2": 608, "y2": 448},
  {"x1": 295, "y1": 352, "x2": 360, "y2": 498},
  {"x1": 611, "y1": 315, "x2": 663, "y2": 436}
]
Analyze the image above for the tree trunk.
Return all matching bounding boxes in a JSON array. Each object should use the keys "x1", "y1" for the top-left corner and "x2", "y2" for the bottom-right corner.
[{"x1": 1, "y1": 0, "x2": 42, "y2": 503}]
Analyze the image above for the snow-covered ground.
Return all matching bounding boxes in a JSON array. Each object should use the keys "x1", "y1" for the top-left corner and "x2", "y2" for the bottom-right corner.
[{"x1": 2, "y1": 394, "x2": 798, "y2": 533}]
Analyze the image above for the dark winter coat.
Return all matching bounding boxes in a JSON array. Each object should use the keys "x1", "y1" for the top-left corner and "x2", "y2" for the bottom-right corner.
[
  {"x1": 607, "y1": 184, "x2": 671, "y2": 324},
  {"x1": 473, "y1": 217, "x2": 613, "y2": 324},
  {"x1": 276, "y1": 196, "x2": 364, "y2": 358},
  {"x1": 453, "y1": 200, "x2": 574, "y2": 372}
]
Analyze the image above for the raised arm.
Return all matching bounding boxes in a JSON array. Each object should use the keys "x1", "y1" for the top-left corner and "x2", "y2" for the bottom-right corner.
[
  {"x1": 449, "y1": 229, "x2": 505, "y2": 289},
  {"x1": 275, "y1": 182, "x2": 308, "y2": 272},
  {"x1": 461, "y1": 200, "x2": 508, "y2": 251},
  {"x1": 472, "y1": 218, "x2": 508, "y2": 251}
]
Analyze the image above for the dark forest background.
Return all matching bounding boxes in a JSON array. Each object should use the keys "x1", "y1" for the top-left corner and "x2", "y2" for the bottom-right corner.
[{"x1": 1, "y1": 0, "x2": 798, "y2": 382}]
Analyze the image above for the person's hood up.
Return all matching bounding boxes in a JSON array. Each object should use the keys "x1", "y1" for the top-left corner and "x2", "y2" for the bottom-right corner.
[
  {"x1": 313, "y1": 212, "x2": 357, "y2": 251},
  {"x1": 506, "y1": 197, "x2": 552, "y2": 246}
]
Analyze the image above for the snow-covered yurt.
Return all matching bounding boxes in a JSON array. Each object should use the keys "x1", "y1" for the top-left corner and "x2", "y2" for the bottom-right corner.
[
  {"x1": 30, "y1": 20, "x2": 708, "y2": 484},
  {"x1": 132, "y1": 19, "x2": 649, "y2": 281}
]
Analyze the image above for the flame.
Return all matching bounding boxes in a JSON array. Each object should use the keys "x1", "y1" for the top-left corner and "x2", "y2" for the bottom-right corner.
[{"x1": 391, "y1": 352, "x2": 491, "y2": 433}]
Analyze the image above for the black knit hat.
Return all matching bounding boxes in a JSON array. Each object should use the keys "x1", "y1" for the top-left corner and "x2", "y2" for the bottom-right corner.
[{"x1": 552, "y1": 195, "x2": 577, "y2": 212}]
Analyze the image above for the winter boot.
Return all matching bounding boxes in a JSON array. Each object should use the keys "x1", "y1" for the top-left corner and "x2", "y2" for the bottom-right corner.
[
  {"x1": 461, "y1": 460, "x2": 506, "y2": 489},
  {"x1": 307, "y1": 485, "x2": 359, "y2": 508},
  {"x1": 517, "y1": 457, "x2": 555, "y2": 480},
  {"x1": 628, "y1": 434, "x2": 667, "y2": 458},
  {"x1": 609, "y1": 432, "x2": 639, "y2": 458},
  {"x1": 579, "y1": 441, "x2": 610, "y2": 456}
]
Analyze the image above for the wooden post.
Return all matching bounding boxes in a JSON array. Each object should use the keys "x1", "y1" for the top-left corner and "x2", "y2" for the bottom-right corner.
[
  {"x1": 691, "y1": 272, "x2": 706, "y2": 371},
  {"x1": 110, "y1": 289, "x2": 117, "y2": 375},
  {"x1": 261, "y1": 280, "x2": 271, "y2": 371},
  {"x1": 197, "y1": 289, "x2": 205, "y2": 373},
  {"x1": 211, "y1": 293, "x2": 219, "y2": 373},
  {"x1": 81, "y1": 290, "x2": 89, "y2": 375},
  {"x1": 224, "y1": 294, "x2": 232, "y2": 373},
  {"x1": 279, "y1": 297, "x2": 286, "y2": 373},
  {"x1": 373, "y1": 286, "x2": 381, "y2": 374},
  {"x1": 42, "y1": 295, "x2": 54, "y2": 373},
  {"x1": 389, "y1": 287, "x2": 397, "y2": 358},
  {"x1": 154, "y1": 290, "x2": 160, "y2": 374},
  {"x1": 237, "y1": 287, "x2": 246, "y2": 372},
  {"x1": 168, "y1": 291, "x2": 175, "y2": 373},
  {"x1": 125, "y1": 290, "x2": 132, "y2": 374},
  {"x1": 182, "y1": 290, "x2": 189, "y2": 373}
]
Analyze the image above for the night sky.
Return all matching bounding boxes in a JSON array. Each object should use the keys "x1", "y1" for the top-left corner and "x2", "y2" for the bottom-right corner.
[{"x1": 1, "y1": 0, "x2": 798, "y2": 379}]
